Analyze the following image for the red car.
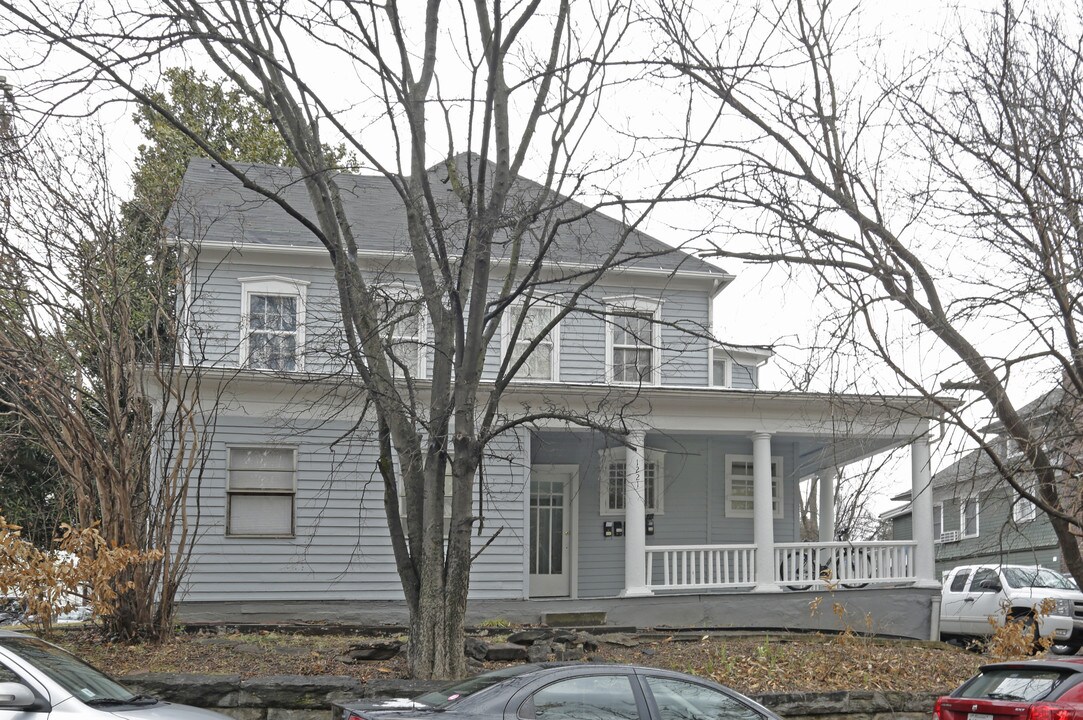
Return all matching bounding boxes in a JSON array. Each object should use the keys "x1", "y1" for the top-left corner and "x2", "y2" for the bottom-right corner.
[{"x1": 936, "y1": 659, "x2": 1083, "y2": 720}]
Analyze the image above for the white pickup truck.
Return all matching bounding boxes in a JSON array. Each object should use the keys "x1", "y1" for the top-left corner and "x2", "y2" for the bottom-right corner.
[{"x1": 940, "y1": 564, "x2": 1083, "y2": 653}]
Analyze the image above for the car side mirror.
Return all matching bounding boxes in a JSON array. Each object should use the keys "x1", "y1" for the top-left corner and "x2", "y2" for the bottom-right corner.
[
  {"x1": 978, "y1": 579, "x2": 1002, "y2": 592},
  {"x1": 0, "y1": 682, "x2": 36, "y2": 709}
]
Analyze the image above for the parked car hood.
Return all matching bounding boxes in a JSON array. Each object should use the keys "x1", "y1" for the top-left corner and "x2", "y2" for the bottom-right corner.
[
  {"x1": 106, "y1": 701, "x2": 231, "y2": 719},
  {"x1": 1010, "y1": 587, "x2": 1083, "y2": 601}
]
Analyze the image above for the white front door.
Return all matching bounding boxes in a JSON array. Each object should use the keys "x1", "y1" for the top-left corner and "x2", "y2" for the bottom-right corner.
[{"x1": 529, "y1": 469, "x2": 574, "y2": 597}]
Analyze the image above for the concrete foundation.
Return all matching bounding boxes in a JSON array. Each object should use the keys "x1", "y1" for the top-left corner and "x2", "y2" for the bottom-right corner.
[{"x1": 176, "y1": 585, "x2": 938, "y2": 640}]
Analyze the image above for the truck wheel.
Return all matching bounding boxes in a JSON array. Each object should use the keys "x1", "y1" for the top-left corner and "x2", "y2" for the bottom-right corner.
[
  {"x1": 1051, "y1": 643, "x2": 1081, "y2": 656},
  {"x1": 1020, "y1": 614, "x2": 1040, "y2": 655}
]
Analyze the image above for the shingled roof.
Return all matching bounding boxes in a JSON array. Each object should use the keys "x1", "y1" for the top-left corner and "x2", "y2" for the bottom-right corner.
[{"x1": 167, "y1": 157, "x2": 729, "y2": 278}]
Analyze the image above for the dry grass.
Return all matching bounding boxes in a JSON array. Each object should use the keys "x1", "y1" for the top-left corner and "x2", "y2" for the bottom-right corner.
[{"x1": 46, "y1": 626, "x2": 997, "y2": 695}]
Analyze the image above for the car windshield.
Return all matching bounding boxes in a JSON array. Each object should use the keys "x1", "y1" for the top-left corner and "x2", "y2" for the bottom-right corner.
[
  {"x1": 959, "y1": 668, "x2": 1071, "y2": 702},
  {"x1": 0, "y1": 636, "x2": 138, "y2": 702},
  {"x1": 413, "y1": 665, "x2": 538, "y2": 709},
  {"x1": 1003, "y1": 568, "x2": 1077, "y2": 591}
]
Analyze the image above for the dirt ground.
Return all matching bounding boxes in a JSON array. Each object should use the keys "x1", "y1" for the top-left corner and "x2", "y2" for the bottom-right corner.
[{"x1": 51, "y1": 626, "x2": 994, "y2": 695}]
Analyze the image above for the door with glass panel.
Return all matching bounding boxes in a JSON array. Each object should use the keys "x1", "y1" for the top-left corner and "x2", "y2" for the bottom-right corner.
[{"x1": 529, "y1": 469, "x2": 574, "y2": 597}]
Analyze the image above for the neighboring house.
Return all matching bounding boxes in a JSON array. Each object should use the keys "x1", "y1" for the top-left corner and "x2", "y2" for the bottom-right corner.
[
  {"x1": 882, "y1": 387, "x2": 1078, "y2": 579},
  {"x1": 163, "y1": 157, "x2": 951, "y2": 637}
]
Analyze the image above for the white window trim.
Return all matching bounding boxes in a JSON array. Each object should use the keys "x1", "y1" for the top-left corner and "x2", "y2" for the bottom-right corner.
[
  {"x1": 604, "y1": 295, "x2": 662, "y2": 386},
  {"x1": 724, "y1": 454, "x2": 783, "y2": 519},
  {"x1": 502, "y1": 302, "x2": 560, "y2": 382},
  {"x1": 239, "y1": 275, "x2": 309, "y2": 371},
  {"x1": 960, "y1": 498, "x2": 980, "y2": 538},
  {"x1": 1012, "y1": 480, "x2": 1037, "y2": 523},
  {"x1": 933, "y1": 502, "x2": 944, "y2": 542},
  {"x1": 598, "y1": 448, "x2": 665, "y2": 517},
  {"x1": 226, "y1": 445, "x2": 297, "y2": 538},
  {"x1": 710, "y1": 348, "x2": 731, "y2": 387},
  {"x1": 380, "y1": 284, "x2": 427, "y2": 380}
]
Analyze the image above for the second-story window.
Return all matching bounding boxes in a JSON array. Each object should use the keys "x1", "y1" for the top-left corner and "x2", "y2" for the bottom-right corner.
[
  {"x1": 378, "y1": 285, "x2": 426, "y2": 379},
  {"x1": 1012, "y1": 480, "x2": 1036, "y2": 523},
  {"x1": 961, "y1": 498, "x2": 980, "y2": 538},
  {"x1": 505, "y1": 303, "x2": 559, "y2": 381},
  {"x1": 605, "y1": 296, "x2": 661, "y2": 385},
  {"x1": 240, "y1": 276, "x2": 308, "y2": 372}
]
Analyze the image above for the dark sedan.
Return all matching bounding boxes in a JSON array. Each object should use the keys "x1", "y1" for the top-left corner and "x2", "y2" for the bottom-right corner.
[
  {"x1": 334, "y1": 663, "x2": 780, "y2": 720},
  {"x1": 936, "y1": 658, "x2": 1083, "y2": 720}
]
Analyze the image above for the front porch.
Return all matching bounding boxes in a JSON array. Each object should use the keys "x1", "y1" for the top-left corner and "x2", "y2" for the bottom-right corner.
[
  {"x1": 647, "y1": 539, "x2": 918, "y2": 591},
  {"x1": 527, "y1": 390, "x2": 944, "y2": 605}
]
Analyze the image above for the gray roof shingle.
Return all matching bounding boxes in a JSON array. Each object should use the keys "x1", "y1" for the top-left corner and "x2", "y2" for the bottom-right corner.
[{"x1": 167, "y1": 157, "x2": 728, "y2": 277}]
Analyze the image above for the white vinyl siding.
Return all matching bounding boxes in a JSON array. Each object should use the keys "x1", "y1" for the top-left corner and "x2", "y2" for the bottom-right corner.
[
  {"x1": 227, "y1": 447, "x2": 296, "y2": 537},
  {"x1": 725, "y1": 455, "x2": 782, "y2": 518}
]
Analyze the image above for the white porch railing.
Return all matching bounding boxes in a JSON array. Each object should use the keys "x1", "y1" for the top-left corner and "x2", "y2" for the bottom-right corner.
[
  {"x1": 645, "y1": 544, "x2": 757, "y2": 590},
  {"x1": 774, "y1": 541, "x2": 917, "y2": 587},
  {"x1": 644, "y1": 541, "x2": 917, "y2": 591}
]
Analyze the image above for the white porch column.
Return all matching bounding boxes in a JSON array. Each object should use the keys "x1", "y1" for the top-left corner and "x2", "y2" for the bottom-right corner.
[
  {"x1": 818, "y1": 473, "x2": 835, "y2": 543},
  {"x1": 752, "y1": 432, "x2": 780, "y2": 592},
  {"x1": 911, "y1": 424, "x2": 938, "y2": 587},
  {"x1": 622, "y1": 430, "x2": 651, "y2": 597}
]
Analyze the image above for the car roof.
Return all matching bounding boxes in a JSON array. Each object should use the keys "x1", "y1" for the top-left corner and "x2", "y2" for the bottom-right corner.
[{"x1": 980, "y1": 658, "x2": 1083, "y2": 673}]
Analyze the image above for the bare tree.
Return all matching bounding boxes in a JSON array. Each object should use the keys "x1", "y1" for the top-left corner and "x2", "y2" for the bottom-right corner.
[
  {"x1": 2, "y1": 1, "x2": 712, "y2": 676},
  {"x1": 0, "y1": 126, "x2": 218, "y2": 640},
  {"x1": 650, "y1": 0, "x2": 1083, "y2": 580}
]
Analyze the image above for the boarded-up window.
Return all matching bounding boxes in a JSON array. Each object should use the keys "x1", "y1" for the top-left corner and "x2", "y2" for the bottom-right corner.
[{"x1": 227, "y1": 447, "x2": 296, "y2": 537}]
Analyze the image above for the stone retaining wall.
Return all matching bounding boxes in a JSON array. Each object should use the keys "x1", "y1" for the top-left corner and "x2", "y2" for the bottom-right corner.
[{"x1": 121, "y1": 674, "x2": 940, "y2": 720}]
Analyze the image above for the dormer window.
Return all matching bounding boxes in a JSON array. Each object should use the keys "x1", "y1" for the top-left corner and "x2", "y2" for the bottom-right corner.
[
  {"x1": 240, "y1": 276, "x2": 308, "y2": 371},
  {"x1": 605, "y1": 296, "x2": 662, "y2": 385}
]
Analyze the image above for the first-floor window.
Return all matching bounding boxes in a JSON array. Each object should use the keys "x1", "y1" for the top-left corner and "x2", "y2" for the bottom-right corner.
[
  {"x1": 961, "y1": 498, "x2": 980, "y2": 538},
  {"x1": 227, "y1": 447, "x2": 296, "y2": 537},
  {"x1": 599, "y1": 449, "x2": 664, "y2": 516},
  {"x1": 725, "y1": 455, "x2": 783, "y2": 518}
]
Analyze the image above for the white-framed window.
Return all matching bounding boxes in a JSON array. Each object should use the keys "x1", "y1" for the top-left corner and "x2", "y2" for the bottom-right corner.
[
  {"x1": 397, "y1": 462, "x2": 454, "y2": 537},
  {"x1": 933, "y1": 502, "x2": 944, "y2": 542},
  {"x1": 240, "y1": 276, "x2": 309, "y2": 372},
  {"x1": 605, "y1": 296, "x2": 662, "y2": 385},
  {"x1": 226, "y1": 446, "x2": 296, "y2": 537},
  {"x1": 377, "y1": 284, "x2": 426, "y2": 379},
  {"x1": 599, "y1": 449, "x2": 664, "y2": 516},
  {"x1": 503, "y1": 302, "x2": 559, "y2": 381},
  {"x1": 960, "y1": 498, "x2": 980, "y2": 538},
  {"x1": 1012, "y1": 479, "x2": 1037, "y2": 523},
  {"x1": 725, "y1": 454, "x2": 783, "y2": 518},
  {"x1": 710, "y1": 349, "x2": 730, "y2": 387}
]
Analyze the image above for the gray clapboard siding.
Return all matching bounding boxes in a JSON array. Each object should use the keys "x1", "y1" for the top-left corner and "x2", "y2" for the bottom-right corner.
[
  {"x1": 185, "y1": 255, "x2": 714, "y2": 387},
  {"x1": 180, "y1": 415, "x2": 527, "y2": 603},
  {"x1": 731, "y1": 363, "x2": 757, "y2": 390}
]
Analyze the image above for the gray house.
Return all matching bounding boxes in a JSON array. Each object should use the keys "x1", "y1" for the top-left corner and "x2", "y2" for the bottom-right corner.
[
  {"x1": 164, "y1": 158, "x2": 950, "y2": 637},
  {"x1": 883, "y1": 390, "x2": 1070, "y2": 578}
]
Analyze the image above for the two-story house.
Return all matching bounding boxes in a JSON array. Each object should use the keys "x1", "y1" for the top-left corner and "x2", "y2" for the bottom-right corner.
[
  {"x1": 164, "y1": 157, "x2": 951, "y2": 638},
  {"x1": 883, "y1": 387, "x2": 1074, "y2": 578}
]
